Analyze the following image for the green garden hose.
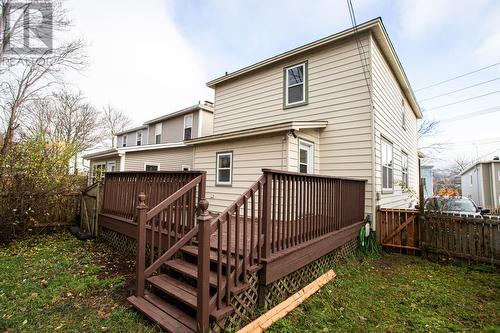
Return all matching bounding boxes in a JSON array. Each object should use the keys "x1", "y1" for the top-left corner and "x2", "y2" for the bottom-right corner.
[{"x1": 358, "y1": 221, "x2": 381, "y2": 256}]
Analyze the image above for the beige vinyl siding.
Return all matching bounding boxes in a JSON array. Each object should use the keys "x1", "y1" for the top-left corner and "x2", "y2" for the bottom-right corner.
[
  {"x1": 212, "y1": 33, "x2": 373, "y2": 216},
  {"x1": 371, "y1": 36, "x2": 419, "y2": 209},
  {"x1": 193, "y1": 134, "x2": 287, "y2": 212},
  {"x1": 200, "y1": 110, "x2": 214, "y2": 137},
  {"x1": 147, "y1": 112, "x2": 205, "y2": 144},
  {"x1": 124, "y1": 147, "x2": 193, "y2": 171}
]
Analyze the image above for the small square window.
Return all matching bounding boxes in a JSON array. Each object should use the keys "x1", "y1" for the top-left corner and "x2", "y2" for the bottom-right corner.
[
  {"x1": 284, "y1": 62, "x2": 307, "y2": 107},
  {"x1": 216, "y1": 152, "x2": 232, "y2": 185},
  {"x1": 144, "y1": 163, "x2": 159, "y2": 171}
]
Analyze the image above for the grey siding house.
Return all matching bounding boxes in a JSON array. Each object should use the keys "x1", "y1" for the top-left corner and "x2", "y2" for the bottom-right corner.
[{"x1": 460, "y1": 159, "x2": 500, "y2": 209}]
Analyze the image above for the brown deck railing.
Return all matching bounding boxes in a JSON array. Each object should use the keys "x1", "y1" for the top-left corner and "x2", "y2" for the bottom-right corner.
[
  {"x1": 101, "y1": 171, "x2": 204, "y2": 221},
  {"x1": 203, "y1": 169, "x2": 366, "y2": 317}
]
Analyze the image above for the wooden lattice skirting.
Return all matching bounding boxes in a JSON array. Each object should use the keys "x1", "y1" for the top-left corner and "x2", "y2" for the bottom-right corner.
[
  {"x1": 99, "y1": 227, "x2": 136, "y2": 256},
  {"x1": 212, "y1": 238, "x2": 359, "y2": 332}
]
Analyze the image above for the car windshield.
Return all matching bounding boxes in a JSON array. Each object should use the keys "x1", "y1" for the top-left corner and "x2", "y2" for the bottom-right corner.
[{"x1": 436, "y1": 198, "x2": 477, "y2": 212}]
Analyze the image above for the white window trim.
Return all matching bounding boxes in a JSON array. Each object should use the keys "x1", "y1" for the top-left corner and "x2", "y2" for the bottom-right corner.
[
  {"x1": 184, "y1": 114, "x2": 193, "y2": 140},
  {"x1": 181, "y1": 165, "x2": 191, "y2": 171},
  {"x1": 285, "y1": 62, "x2": 306, "y2": 106},
  {"x1": 144, "y1": 162, "x2": 160, "y2": 171},
  {"x1": 122, "y1": 135, "x2": 127, "y2": 147},
  {"x1": 136, "y1": 130, "x2": 142, "y2": 146},
  {"x1": 298, "y1": 139, "x2": 314, "y2": 174},
  {"x1": 401, "y1": 151, "x2": 409, "y2": 186},
  {"x1": 155, "y1": 123, "x2": 162, "y2": 144},
  {"x1": 216, "y1": 152, "x2": 233, "y2": 186},
  {"x1": 92, "y1": 162, "x2": 106, "y2": 182},
  {"x1": 381, "y1": 137, "x2": 394, "y2": 192},
  {"x1": 106, "y1": 161, "x2": 116, "y2": 172}
]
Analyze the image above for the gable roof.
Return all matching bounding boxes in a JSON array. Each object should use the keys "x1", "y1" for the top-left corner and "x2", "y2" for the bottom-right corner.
[
  {"x1": 459, "y1": 160, "x2": 500, "y2": 176},
  {"x1": 206, "y1": 17, "x2": 422, "y2": 119},
  {"x1": 144, "y1": 103, "x2": 213, "y2": 125},
  {"x1": 115, "y1": 125, "x2": 148, "y2": 136}
]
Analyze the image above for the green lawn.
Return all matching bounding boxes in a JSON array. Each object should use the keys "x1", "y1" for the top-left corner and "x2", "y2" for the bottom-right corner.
[
  {"x1": 1, "y1": 233, "x2": 498, "y2": 333},
  {"x1": 0, "y1": 233, "x2": 160, "y2": 333},
  {"x1": 269, "y1": 254, "x2": 500, "y2": 333}
]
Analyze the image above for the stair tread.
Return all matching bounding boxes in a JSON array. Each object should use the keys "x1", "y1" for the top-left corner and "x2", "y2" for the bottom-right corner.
[
  {"x1": 127, "y1": 295, "x2": 195, "y2": 333},
  {"x1": 181, "y1": 245, "x2": 237, "y2": 266},
  {"x1": 143, "y1": 292, "x2": 197, "y2": 331},
  {"x1": 166, "y1": 259, "x2": 226, "y2": 287},
  {"x1": 147, "y1": 274, "x2": 197, "y2": 309}
]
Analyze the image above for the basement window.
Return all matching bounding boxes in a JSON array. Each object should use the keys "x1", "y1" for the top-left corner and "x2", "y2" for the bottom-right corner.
[
  {"x1": 216, "y1": 152, "x2": 232, "y2": 186},
  {"x1": 284, "y1": 62, "x2": 307, "y2": 107}
]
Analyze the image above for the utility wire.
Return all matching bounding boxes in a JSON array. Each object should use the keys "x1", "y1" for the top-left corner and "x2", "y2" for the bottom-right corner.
[
  {"x1": 347, "y1": 0, "x2": 371, "y2": 96},
  {"x1": 416, "y1": 62, "x2": 500, "y2": 92},
  {"x1": 438, "y1": 106, "x2": 500, "y2": 123},
  {"x1": 425, "y1": 90, "x2": 500, "y2": 111},
  {"x1": 419, "y1": 77, "x2": 500, "y2": 102}
]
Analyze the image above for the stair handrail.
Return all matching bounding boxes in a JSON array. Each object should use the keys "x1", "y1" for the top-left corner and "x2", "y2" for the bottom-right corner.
[{"x1": 135, "y1": 173, "x2": 206, "y2": 297}]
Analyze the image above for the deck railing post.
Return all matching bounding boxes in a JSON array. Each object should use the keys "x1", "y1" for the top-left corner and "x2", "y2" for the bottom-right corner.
[
  {"x1": 135, "y1": 192, "x2": 148, "y2": 297},
  {"x1": 197, "y1": 198, "x2": 210, "y2": 333},
  {"x1": 262, "y1": 171, "x2": 273, "y2": 259}
]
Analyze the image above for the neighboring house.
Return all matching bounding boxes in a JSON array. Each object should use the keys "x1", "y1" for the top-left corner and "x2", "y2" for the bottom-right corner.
[
  {"x1": 421, "y1": 165, "x2": 434, "y2": 198},
  {"x1": 84, "y1": 18, "x2": 422, "y2": 228},
  {"x1": 84, "y1": 102, "x2": 214, "y2": 181},
  {"x1": 460, "y1": 159, "x2": 500, "y2": 209}
]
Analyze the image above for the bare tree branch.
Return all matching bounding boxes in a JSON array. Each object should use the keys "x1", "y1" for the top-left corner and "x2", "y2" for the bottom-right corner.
[{"x1": 101, "y1": 104, "x2": 131, "y2": 148}]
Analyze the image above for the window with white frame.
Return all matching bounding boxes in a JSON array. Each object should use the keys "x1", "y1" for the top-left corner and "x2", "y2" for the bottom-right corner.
[
  {"x1": 144, "y1": 163, "x2": 159, "y2": 171},
  {"x1": 381, "y1": 138, "x2": 393, "y2": 191},
  {"x1": 216, "y1": 152, "x2": 232, "y2": 185},
  {"x1": 298, "y1": 140, "x2": 314, "y2": 174},
  {"x1": 155, "y1": 123, "x2": 162, "y2": 144},
  {"x1": 401, "y1": 152, "x2": 408, "y2": 186},
  {"x1": 285, "y1": 62, "x2": 307, "y2": 106},
  {"x1": 184, "y1": 114, "x2": 193, "y2": 140},
  {"x1": 181, "y1": 165, "x2": 191, "y2": 171},
  {"x1": 122, "y1": 135, "x2": 127, "y2": 147},
  {"x1": 106, "y1": 161, "x2": 116, "y2": 172},
  {"x1": 92, "y1": 162, "x2": 106, "y2": 183},
  {"x1": 136, "y1": 130, "x2": 142, "y2": 146}
]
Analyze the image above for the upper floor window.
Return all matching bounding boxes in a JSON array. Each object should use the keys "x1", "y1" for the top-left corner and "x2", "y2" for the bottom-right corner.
[
  {"x1": 216, "y1": 152, "x2": 232, "y2": 186},
  {"x1": 298, "y1": 139, "x2": 314, "y2": 174},
  {"x1": 284, "y1": 62, "x2": 307, "y2": 107},
  {"x1": 184, "y1": 114, "x2": 193, "y2": 140},
  {"x1": 136, "y1": 130, "x2": 142, "y2": 146},
  {"x1": 122, "y1": 135, "x2": 127, "y2": 147},
  {"x1": 155, "y1": 123, "x2": 162, "y2": 144},
  {"x1": 381, "y1": 137, "x2": 393, "y2": 192},
  {"x1": 401, "y1": 152, "x2": 408, "y2": 186}
]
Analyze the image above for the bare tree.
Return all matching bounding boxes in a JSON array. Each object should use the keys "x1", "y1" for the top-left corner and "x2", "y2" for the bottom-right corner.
[
  {"x1": 453, "y1": 155, "x2": 472, "y2": 174},
  {"x1": 102, "y1": 104, "x2": 131, "y2": 148},
  {"x1": 0, "y1": 0, "x2": 87, "y2": 156},
  {"x1": 417, "y1": 118, "x2": 446, "y2": 161}
]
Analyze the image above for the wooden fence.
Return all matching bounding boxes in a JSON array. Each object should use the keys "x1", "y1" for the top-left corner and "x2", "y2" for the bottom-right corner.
[{"x1": 378, "y1": 208, "x2": 500, "y2": 265}]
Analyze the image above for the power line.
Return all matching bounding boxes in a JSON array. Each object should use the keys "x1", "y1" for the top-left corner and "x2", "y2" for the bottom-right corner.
[
  {"x1": 438, "y1": 106, "x2": 500, "y2": 123},
  {"x1": 425, "y1": 90, "x2": 500, "y2": 111},
  {"x1": 415, "y1": 62, "x2": 500, "y2": 92},
  {"x1": 346, "y1": 0, "x2": 371, "y2": 96},
  {"x1": 419, "y1": 77, "x2": 500, "y2": 102}
]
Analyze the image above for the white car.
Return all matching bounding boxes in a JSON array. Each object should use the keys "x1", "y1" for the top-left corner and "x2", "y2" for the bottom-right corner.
[{"x1": 423, "y1": 196, "x2": 490, "y2": 218}]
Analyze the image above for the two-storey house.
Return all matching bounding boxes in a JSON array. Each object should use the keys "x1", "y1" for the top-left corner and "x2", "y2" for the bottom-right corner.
[
  {"x1": 85, "y1": 102, "x2": 214, "y2": 181},
  {"x1": 85, "y1": 18, "x2": 421, "y2": 228}
]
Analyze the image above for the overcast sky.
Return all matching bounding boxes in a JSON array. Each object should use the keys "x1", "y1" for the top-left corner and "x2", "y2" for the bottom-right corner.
[{"x1": 66, "y1": 0, "x2": 500, "y2": 169}]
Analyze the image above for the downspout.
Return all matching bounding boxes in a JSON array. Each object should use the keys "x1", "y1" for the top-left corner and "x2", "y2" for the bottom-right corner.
[{"x1": 119, "y1": 153, "x2": 126, "y2": 171}]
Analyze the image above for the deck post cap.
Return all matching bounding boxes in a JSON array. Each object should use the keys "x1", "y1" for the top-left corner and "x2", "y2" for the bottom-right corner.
[{"x1": 199, "y1": 198, "x2": 209, "y2": 211}]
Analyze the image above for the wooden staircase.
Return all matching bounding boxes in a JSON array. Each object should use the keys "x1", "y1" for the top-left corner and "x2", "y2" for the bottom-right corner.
[{"x1": 128, "y1": 244, "x2": 241, "y2": 332}]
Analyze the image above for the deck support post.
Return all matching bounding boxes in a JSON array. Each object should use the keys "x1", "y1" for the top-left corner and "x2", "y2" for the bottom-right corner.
[
  {"x1": 197, "y1": 198, "x2": 211, "y2": 333},
  {"x1": 135, "y1": 192, "x2": 148, "y2": 297},
  {"x1": 262, "y1": 171, "x2": 272, "y2": 260}
]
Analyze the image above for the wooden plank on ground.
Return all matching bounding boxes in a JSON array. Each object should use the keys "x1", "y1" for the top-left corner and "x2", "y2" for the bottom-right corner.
[{"x1": 237, "y1": 270, "x2": 336, "y2": 333}]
